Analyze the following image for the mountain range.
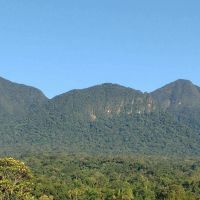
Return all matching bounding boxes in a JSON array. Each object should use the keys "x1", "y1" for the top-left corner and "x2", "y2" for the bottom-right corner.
[{"x1": 1, "y1": 77, "x2": 200, "y2": 156}]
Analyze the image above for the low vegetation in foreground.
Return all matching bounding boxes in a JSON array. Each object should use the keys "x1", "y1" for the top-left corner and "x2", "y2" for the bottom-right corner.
[{"x1": 1, "y1": 154, "x2": 200, "y2": 200}]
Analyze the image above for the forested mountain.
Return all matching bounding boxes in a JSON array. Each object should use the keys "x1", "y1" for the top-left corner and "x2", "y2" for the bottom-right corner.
[
  {"x1": 151, "y1": 79, "x2": 200, "y2": 111},
  {"x1": 51, "y1": 83, "x2": 155, "y2": 121},
  {"x1": 0, "y1": 77, "x2": 200, "y2": 156},
  {"x1": 0, "y1": 77, "x2": 47, "y2": 119},
  {"x1": 152, "y1": 79, "x2": 200, "y2": 130},
  {"x1": 0, "y1": 77, "x2": 49, "y2": 155}
]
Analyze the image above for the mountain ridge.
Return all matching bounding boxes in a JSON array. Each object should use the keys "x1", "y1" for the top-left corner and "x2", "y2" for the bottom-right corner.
[
  {"x1": 0, "y1": 76, "x2": 200, "y2": 156},
  {"x1": 0, "y1": 76, "x2": 200, "y2": 100}
]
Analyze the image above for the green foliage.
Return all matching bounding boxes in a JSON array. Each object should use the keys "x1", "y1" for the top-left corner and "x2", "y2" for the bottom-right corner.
[
  {"x1": 2, "y1": 155, "x2": 200, "y2": 200},
  {"x1": 39, "y1": 195, "x2": 54, "y2": 200},
  {"x1": 19, "y1": 154, "x2": 200, "y2": 200},
  {"x1": 0, "y1": 157, "x2": 35, "y2": 200}
]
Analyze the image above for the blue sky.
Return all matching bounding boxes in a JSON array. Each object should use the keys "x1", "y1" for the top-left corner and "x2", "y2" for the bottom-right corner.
[{"x1": 0, "y1": 0, "x2": 200, "y2": 98}]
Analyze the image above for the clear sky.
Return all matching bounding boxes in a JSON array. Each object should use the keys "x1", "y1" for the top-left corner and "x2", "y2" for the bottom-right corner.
[{"x1": 0, "y1": 0, "x2": 200, "y2": 98}]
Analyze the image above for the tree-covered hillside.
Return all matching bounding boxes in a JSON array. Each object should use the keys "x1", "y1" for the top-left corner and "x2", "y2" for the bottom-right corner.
[
  {"x1": 0, "y1": 77, "x2": 200, "y2": 156},
  {"x1": 0, "y1": 77, "x2": 47, "y2": 119},
  {"x1": 2, "y1": 155, "x2": 200, "y2": 200},
  {"x1": 152, "y1": 79, "x2": 200, "y2": 131}
]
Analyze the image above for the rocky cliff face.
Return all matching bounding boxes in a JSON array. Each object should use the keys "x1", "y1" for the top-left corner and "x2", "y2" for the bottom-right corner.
[{"x1": 50, "y1": 83, "x2": 156, "y2": 122}]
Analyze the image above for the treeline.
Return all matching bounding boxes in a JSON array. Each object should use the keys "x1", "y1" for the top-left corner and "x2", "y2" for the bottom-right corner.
[{"x1": 2, "y1": 154, "x2": 200, "y2": 199}]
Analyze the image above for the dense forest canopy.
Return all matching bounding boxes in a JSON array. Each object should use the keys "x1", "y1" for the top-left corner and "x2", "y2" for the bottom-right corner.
[{"x1": 1, "y1": 155, "x2": 200, "y2": 200}]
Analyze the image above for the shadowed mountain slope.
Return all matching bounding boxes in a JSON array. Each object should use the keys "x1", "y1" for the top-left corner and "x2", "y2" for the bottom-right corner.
[
  {"x1": 0, "y1": 77, "x2": 48, "y2": 119},
  {"x1": 151, "y1": 79, "x2": 200, "y2": 110},
  {"x1": 151, "y1": 79, "x2": 200, "y2": 130}
]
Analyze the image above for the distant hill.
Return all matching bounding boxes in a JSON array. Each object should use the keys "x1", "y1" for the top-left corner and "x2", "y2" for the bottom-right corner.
[
  {"x1": 0, "y1": 77, "x2": 200, "y2": 156},
  {"x1": 0, "y1": 77, "x2": 47, "y2": 119},
  {"x1": 151, "y1": 79, "x2": 200, "y2": 110},
  {"x1": 152, "y1": 79, "x2": 200, "y2": 130}
]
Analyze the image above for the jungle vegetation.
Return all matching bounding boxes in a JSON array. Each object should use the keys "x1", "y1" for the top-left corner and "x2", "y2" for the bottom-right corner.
[{"x1": 2, "y1": 155, "x2": 200, "y2": 200}]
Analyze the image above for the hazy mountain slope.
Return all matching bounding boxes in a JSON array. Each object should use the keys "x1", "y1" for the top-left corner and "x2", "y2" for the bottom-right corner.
[
  {"x1": 151, "y1": 79, "x2": 200, "y2": 110},
  {"x1": 0, "y1": 77, "x2": 49, "y2": 154},
  {"x1": 151, "y1": 79, "x2": 200, "y2": 130},
  {"x1": 27, "y1": 82, "x2": 200, "y2": 155},
  {"x1": 50, "y1": 83, "x2": 156, "y2": 122},
  {"x1": 0, "y1": 77, "x2": 200, "y2": 156},
  {"x1": 0, "y1": 77, "x2": 48, "y2": 119}
]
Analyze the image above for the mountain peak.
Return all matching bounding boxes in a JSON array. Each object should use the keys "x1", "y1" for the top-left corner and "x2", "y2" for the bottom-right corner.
[
  {"x1": 172, "y1": 79, "x2": 193, "y2": 87},
  {"x1": 174, "y1": 79, "x2": 192, "y2": 83},
  {"x1": 0, "y1": 76, "x2": 47, "y2": 117},
  {"x1": 151, "y1": 79, "x2": 200, "y2": 110},
  {"x1": 89, "y1": 82, "x2": 134, "y2": 90}
]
